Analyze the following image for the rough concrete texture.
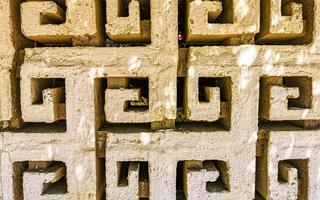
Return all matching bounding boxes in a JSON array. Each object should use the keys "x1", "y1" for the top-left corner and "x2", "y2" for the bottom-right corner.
[
  {"x1": 257, "y1": 0, "x2": 314, "y2": 44},
  {"x1": 23, "y1": 162, "x2": 67, "y2": 200},
  {"x1": 186, "y1": 0, "x2": 260, "y2": 44},
  {"x1": 1, "y1": 0, "x2": 320, "y2": 199},
  {"x1": 21, "y1": 76, "x2": 66, "y2": 123},
  {"x1": 106, "y1": 0, "x2": 151, "y2": 42},
  {"x1": 21, "y1": 0, "x2": 103, "y2": 46},
  {"x1": 256, "y1": 125, "x2": 320, "y2": 199}
]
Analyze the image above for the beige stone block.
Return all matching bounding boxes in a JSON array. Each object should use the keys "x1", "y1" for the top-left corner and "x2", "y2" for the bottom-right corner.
[
  {"x1": 0, "y1": 0, "x2": 31, "y2": 123},
  {"x1": 104, "y1": 69, "x2": 176, "y2": 123},
  {"x1": 20, "y1": 74, "x2": 66, "y2": 123},
  {"x1": 184, "y1": 47, "x2": 260, "y2": 130},
  {"x1": 183, "y1": 160, "x2": 223, "y2": 199},
  {"x1": 184, "y1": 67, "x2": 222, "y2": 122},
  {"x1": 186, "y1": 0, "x2": 260, "y2": 43},
  {"x1": 106, "y1": 0, "x2": 151, "y2": 42},
  {"x1": 260, "y1": 74, "x2": 320, "y2": 121},
  {"x1": 108, "y1": 0, "x2": 178, "y2": 48},
  {"x1": 149, "y1": 0, "x2": 179, "y2": 49},
  {"x1": 256, "y1": 127, "x2": 320, "y2": 199},
  {"x1": 106, "y1": 0, "x2": 178, "y2": 48},
  {"x1": 30, "y1": 47, "x2": 179, "y2": 125},
  {"x1": 21, "y1": 0, "x2": 103, "y2": 45},
  {"x1": 1, "y1": 132, "x2": 97, "y2": 200},
  {"x1": 23, "y1": 163, "x2": 67, "y2": 200},
  {"x1": 21, "y1": 46, "x2": 177, "y2": 137},
  {"x1": 104, "y1": 129, "x2": 256, "y2": 200},
  {"x1": 106, "y1": 161, "x2": 147, "y2": 200},
  {"x1": 102, "y1": 66, "x2": 258, "y2": 197},
  {"x1": 19, "y1": 61, "x2": 98, "y2": 150},
  {"x1": 257, "y1": 0, "x2": 313, "y2": 43},
  {"x1": 105, "y1": 88, "x2": 143, "y2": 123}
]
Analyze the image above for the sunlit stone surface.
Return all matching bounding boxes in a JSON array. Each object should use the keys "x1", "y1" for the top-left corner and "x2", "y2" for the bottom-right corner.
[{"x1": 1, "y1": 0, "x2": 320, "y2": 199}]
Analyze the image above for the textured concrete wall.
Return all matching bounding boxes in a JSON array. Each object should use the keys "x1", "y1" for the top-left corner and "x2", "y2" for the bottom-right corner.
[{"x1": 0, "y1": 0, "x2": 320, "y2": 199}]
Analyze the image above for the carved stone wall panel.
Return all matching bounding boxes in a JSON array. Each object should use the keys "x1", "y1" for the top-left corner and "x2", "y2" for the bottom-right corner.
[{"x1": 1, "y1": 0, "x2": 320, "y2": 199}]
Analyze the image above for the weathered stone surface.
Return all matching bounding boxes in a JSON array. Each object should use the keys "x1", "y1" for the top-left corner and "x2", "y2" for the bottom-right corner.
[
  {"x1": 21, "y1": 0, "x2": 103, "y2": 46},
  {"x1": 257, "y1": 0, "x2": 314, "y2": 44},
  {"x1": 186, "y1": 0, "x2": 260, "y2": 44},
  {"x1": 104, "y1": 130, "x2": 256, "y2": 200},
  {"x1": 257, "y1": 125, "x2": 320, "y2": 199},
  {"x1": 106, "y1": 0, "x2": 151, "y2": 42},
  {"x1": 1, "y1": 0, "x2": 320, "y2": 199}
]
